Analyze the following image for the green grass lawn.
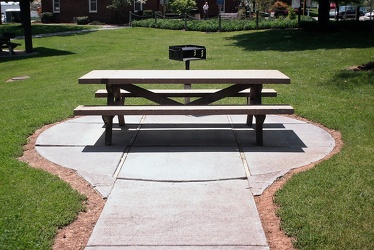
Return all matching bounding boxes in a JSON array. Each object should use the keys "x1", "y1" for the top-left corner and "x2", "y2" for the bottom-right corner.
[{"x1": 0, "y1": 24, "x2": 373, "y2": 249}]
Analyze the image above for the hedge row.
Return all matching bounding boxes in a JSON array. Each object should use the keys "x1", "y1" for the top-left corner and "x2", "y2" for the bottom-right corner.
[{"x1": 131, "y1": 17, "x2": 374, "y2": 32}]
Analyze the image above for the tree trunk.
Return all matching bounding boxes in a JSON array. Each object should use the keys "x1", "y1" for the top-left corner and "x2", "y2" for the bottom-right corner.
[
  {"x1": 20, "y1": 0, "x2": 33, "y2": 53},
  {"x1": 318, "y1": 0, "x2": 330, "y2": 31}
]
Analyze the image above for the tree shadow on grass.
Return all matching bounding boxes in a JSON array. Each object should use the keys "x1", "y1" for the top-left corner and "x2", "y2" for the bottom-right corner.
[
  {"x1": 226, "y1": 29, "x2": 374, "y2": 52},
  {"x1": 0, "y1": 47, "x2": 74, "y2": 62},
  {"x1": 325, "y1": 69, "x2": 374, "y2": 90}
]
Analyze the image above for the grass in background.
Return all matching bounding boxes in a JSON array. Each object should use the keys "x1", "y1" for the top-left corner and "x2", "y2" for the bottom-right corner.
[{"x1": 0, "y1": 25, "x2": 373, "y2": 249}]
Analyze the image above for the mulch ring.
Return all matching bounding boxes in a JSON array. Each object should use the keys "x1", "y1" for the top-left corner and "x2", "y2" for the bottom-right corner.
[{"x1": 348, "y1": 61, "x2": 374, "y2": 71}]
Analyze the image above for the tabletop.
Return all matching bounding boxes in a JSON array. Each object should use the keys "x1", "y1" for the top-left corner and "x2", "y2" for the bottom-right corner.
[{"x1": 79, "y1": 70, "x2": 290, "y2": 85}]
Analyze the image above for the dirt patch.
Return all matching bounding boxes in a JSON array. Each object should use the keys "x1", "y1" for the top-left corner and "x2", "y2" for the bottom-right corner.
[
  {"x1": 348, "y1": 61, "x2": 374, "y2": 71},
  {"x1": 18, "y1": 116, "x2": 343, "y2": 249}
]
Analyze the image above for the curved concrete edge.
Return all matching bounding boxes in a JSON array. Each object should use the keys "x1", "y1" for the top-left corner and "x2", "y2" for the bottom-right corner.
[{"x1": 35, "y1": 115, "x2": 335, "y2": 197}]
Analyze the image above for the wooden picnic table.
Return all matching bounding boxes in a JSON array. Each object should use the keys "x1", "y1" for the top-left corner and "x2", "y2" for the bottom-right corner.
[
  {"x1": 75, "y1": 70, "x2": 293, "y2": 145},
  {"x1": 78, "y1": 69, "x2": 290, "y2": 105},
  {"x1": 0, "y1": 33, "x2": 19, "y2": 55}
]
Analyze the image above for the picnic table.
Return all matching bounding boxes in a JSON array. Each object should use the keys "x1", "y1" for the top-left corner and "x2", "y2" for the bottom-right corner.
[
  {"x1": 74, "y1": 70, "x2": 294, "y2": 146},
  {"x1": 0, "y1": 33, "x2": 19, "y2": 55}
]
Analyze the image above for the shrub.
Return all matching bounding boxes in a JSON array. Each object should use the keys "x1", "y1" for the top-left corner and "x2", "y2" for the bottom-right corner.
[
  {"x1": 288, "y1": 7, "x2": 297, "y2": 20},
  {"x1": 76, "y1": 16, "x2": 90, "y2": 25},
  {"x1": 169, "y1": 0, "x2": 196, "y2": 15},
  {"x1": 40, "y1": 12, "x2": 54, "y2": 23}
]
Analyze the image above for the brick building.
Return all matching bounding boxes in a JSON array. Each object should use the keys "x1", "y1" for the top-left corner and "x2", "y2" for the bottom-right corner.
[{"x1": 40, "y1": 0, "x2": 236, "y2": 24}]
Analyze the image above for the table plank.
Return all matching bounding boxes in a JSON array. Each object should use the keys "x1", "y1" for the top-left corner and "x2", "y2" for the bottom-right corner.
[{"x1": 79, "y1": 70, "x2": 290, "y2": 85}]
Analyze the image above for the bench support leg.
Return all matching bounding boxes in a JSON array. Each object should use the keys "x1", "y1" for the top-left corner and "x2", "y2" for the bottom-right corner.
[
  {"x1": 102, "y1": 115, "x2": 114, "y2": 146},
  {"x1": 255, "y1": 115, "x2": 266, "y2": 146},
  {"x1": 184, "y1": 84, "x2": 191, "y2": 104},
  {"x1": 247, "y1": 85, "x2": 263, "y2": 126},
  {"x1": 118, "y1": 97, "x2": 125, "y2": 126},
  {"x1": 107, "y1": 84, "x2": 125, "y2": 127}
]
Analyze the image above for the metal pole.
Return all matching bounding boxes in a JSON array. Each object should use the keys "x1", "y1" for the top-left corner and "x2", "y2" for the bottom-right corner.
[
  {"x1": 219, "y1": 14, "x2": 222, "y2": 32},
  {"x1": 129, "y1": 11, "x2": 132, "y2": 27},
  {"x1": 184, "y1": 60, "x2": 191, "y2": 103}
]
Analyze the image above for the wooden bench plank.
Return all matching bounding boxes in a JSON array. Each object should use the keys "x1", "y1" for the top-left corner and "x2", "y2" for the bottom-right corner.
[
  {"x1": 74, "y1": 105, "x2": 293, "y2": 116},
  {"x1": 74, "y1": 104, "x2": 294, "y2": 146},
  {"x1": 95, "y1": 88, "x2": 277, "y2": 98}
]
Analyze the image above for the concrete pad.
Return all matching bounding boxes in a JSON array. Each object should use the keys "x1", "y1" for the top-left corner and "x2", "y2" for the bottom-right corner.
[
  {"x1": 247, "y1": 171, "x2": 288, "y2": 196},
  {"x1": 34, "y1": 113, "x2": 336, "y2": 249},
  {"x1": 135, "y1": 115, "x2": 238, "y2": 147},
  {"x1": 118, "y1": 146, "x2": 246, "y2": 181},
  {"x1": 36, "y1": 116, "x2": 140, "y2": 147},
  {"x1": 77, "y1": 170, "x2": 116, "y2": 198},
  {"x1": 133, "y1": 127, "x2": 238, "y2": 147},
  {"x1": 86, "y1": 180, "x2": 268, "y2": 248},
  {"x1": 36, "y1": 146, "x2": 123, "y2": 176},
  {"x1": 245, "y1": 146, "x2": 333, "y2": 176}
]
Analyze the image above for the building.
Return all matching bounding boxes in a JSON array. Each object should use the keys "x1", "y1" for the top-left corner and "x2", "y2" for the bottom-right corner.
[
  {"x1": 40, "y1": 0, "x2": 237, "y2": 24},
  {"x1": 1, "y1": 1, "x2": 20, "y2": 23}
]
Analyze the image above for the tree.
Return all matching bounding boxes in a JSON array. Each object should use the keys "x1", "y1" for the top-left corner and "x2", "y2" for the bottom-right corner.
[
  {"x1": 20, "y1": 0, "x2": 34, "y2": 53},
  {"x1": 169, "y1": 0, "x2": 196, "y2": 15},
  {"x1": 1, "y1": 1, "x2": 33, "y2": 52},
  {"x1": 107, "y1": 0, "x2": 132, "y2": 23},
  {"x1": 318, "y1": 0, "x2": 330, "y2": 31}
]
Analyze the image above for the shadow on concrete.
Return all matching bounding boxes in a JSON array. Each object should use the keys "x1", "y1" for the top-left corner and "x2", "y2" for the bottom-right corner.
[{"x1": 82, "y1": 123, "x2": 306, "y2": 153}]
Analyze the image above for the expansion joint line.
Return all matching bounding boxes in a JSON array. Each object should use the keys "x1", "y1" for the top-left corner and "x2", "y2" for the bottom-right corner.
[
  {"x1": 112, "y1": 115, "x2": 146, "y2": 178},
  {"x1": 227, "y1": 115, "x2": 252, "y2": 177}
]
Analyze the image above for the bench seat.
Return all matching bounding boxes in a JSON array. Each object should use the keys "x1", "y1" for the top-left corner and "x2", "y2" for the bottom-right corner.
[
  {"x1": 74, "y1": 104, "x2": 293, "y2": 116},
  {"x1": 95, "y1": 88, "x2": 277, "y2": 98},
  {"x1": 74, "y1": 104, "x2": 294, "y2": 146}
]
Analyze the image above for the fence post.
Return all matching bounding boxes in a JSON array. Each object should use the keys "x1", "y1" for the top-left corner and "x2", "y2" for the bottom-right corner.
[
  {"x1": 219, "y1": 14, "x2": 222, "y2": 32},
  {"x1": 155, "y1": 12, "x2": 157, "y2": 24},
  {"x1": 256, "y1": 10, "x2": 259, "y2": 30},
  {"x1": 129, "y1": 11, "x2": 132, "y2": 27},
  {"x1": 184, "y1": 13, "x2": 187, "y2": 30}
]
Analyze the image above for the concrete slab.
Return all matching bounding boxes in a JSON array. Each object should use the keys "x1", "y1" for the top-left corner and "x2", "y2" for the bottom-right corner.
[
  {"x1": 118, "y1": 146, "x2": 246, "y2": 181},
  {"x1": 36, "y1": 116, "x2": 141, "y2": 147},
  {"x1": 34, "y1": 114, "x2": 335, "y2": 249},
  {"x1": 86, "y1": 180, "x2": 268, "y2": 248},
  {"x1": 133, "y1": 127, "x2": 239, "y2": 147}
]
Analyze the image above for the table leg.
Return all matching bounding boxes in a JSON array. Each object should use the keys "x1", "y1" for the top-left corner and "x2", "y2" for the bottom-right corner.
[
  {"x1": 184, "y1": 84, "x2": 191, "y2": 104},
  {"x1": 247, "y1": 84, "x2": 263, "y2": 126},
  {"x1": 102, "y1": 115, "x2": 114, "y2": 146},
  {"x1": 107, "y1": 84, "x2": 125, "y2": 126},
  {"x1": 255, "y1": 115, "x2": 266, "y2": 146}
]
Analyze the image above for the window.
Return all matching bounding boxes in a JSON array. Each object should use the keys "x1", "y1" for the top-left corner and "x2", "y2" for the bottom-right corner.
[
  {"x1": 134, "y1": 0, "x2": 143, "y2": 12},
  {"x1": 53, "y1": 0, "x2": 60, "y2": 13},
  {"x1": 89, "y1": 0, "x2": 98, "y2": 13}
]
